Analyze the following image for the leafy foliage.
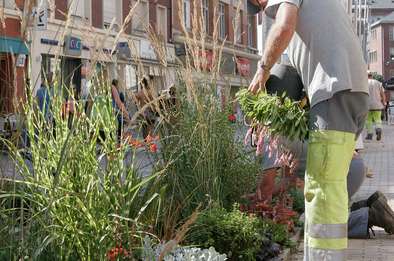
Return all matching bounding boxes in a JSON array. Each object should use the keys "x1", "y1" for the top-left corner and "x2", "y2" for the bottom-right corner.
[
  {"x1": 236, "y1": 89, "x2": 309, "y2": 141},
  {"x1": 187, "y1": 205, "x2": 267, "y2": 261},
  {"x1": 157, "y1": 84, "x2": 260, "y2": 238}
]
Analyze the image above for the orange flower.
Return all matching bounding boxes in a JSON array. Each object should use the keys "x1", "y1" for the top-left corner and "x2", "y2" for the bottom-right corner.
[
  {"x1": 145, "y1": 134, "x2": 159, "y2": 144},
  {"x1": 129, "y1": 138, "x2": 144, "y2": 148},
  {"x1": 106, "y1": 246, "x2": 129, "y2": 260}
]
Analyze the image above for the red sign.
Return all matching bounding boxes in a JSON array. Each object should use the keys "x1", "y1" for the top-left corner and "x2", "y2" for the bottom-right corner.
[
  {"x1": 236, "y1": 57, "x2": 251, "y2": 77},
  {"x1": 198, "y1": 50, "x2": 213, "y2": 71}
]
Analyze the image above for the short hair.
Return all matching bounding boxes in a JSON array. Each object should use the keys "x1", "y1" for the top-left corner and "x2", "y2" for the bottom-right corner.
[{"x1": 112, "y1": 79, "x2": 118, "y2": 87}]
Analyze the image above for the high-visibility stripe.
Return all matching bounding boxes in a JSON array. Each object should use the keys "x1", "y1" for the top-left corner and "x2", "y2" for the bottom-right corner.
[
  {"x1": 308, "y1": 237, "x2": 347, "y2": 250},
  {"x1": 304, "y1": 246, "x2": 346, "y2": 261},
  {"x1": 309, "y1": 223, "x2": 347, "y2": 239}
]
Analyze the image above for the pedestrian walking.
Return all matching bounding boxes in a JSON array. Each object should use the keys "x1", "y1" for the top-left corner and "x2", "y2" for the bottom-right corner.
[
  {"x1": 111, "y1": 79, "x2": 130, "y2": 141},
  {"x1": 36, "y1": 72, "x2": 53, "y2": 122},
  {"x1": 366, "y1": 71, "x2": 386, "y2": 141},
  {"x1": 249, "y1": 1, "x2": 369, "y2": 260}
]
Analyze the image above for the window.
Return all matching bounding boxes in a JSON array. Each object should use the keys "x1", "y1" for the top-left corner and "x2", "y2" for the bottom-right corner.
[
  {"x1": 389, "y1": 26, "x2": 394, "y2": 41},
  {"x1": 202, "y1": 0, "x2": 209, "y2": 33},
  {"x1": 0, "y1": 0, "x2": 15, "y2": 9},
  {"x1": 103, "y1": 0, "x2": 119, "y2": 29},
  {"x1": 68, "y1": 0, "x2": 86, "y2": 19},
  {"x1": 132, "y1": 0, "x2": 149, "y2": 32},
  {"x1": 390, "y1": 48, "x2": 394, "y2": 60},
  {"x1": 248, "y1": 14, "x2": 254, "y2": 47},
  {"x1": 183, "y1": 0, "x2": 191, "y2": 29},
  {"x1": 157, "y1": 5, "x2": 167, "y2": 40},
  {"x1": 371, "y1": 29, "x2": 377, "y2": 40},
  {"x1": 234, "y1": 9, "x2": 242, "y2": 44},
  {"x1": 219, "y1": 2, "x2": 226, "y2": 39},
  {"x1": 369, "y1": 51, "x2": 378, "y2": 63}
]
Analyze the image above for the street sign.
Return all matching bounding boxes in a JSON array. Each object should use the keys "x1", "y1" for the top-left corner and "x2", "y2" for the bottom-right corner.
[{"x1": 35, "y1": 0, "x2": 48, "y2": 31}]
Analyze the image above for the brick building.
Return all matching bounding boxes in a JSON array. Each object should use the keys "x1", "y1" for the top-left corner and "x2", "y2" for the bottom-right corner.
[
  {"x1": 369, "y1": 12, "x2": 394, "y2": 80},
  {"x1": 0, "y1": 0, "x2": 260, "y2": 111},
  {"x1": 0, "y1": 0, "x2": 28, "y2": 115},
  {"x1": 171, "y1": 0, "x2": 260, "y2": 105}
]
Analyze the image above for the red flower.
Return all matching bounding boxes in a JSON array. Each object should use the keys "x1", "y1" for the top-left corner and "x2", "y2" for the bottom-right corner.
[
  {"x1": 228, "y1": 114, "x2": 236, "y2": 123},
  {"x1": 149, "y1": 143, "x2": 158, "y2": 153}
]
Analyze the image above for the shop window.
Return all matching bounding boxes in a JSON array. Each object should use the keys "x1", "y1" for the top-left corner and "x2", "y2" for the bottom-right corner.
[
  {"x1": 157, "y1": 5, "x2": 167, "y2": 41},
  {"x1": 125, "y1": 65, "x2": 137, "y2": 92},
  {"x1": 132, "y1": 0, "x2": 149, "y2": 33}
]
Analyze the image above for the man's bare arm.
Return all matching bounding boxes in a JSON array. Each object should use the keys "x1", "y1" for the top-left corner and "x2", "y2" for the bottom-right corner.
[
  {"x1": 262, "y1": 3, "x2": 298, "y2": 68},
  {"x1": 248, "y1": 3, "x2": 298, "y2": 93}
]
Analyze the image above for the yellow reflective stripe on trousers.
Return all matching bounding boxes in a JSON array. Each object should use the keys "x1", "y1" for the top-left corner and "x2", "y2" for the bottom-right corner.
[
  {"x1": 304, "y1": 130, "x2": 355, "y2": 260},
  {"x1": 309, "y1": 223, "x2": 347, "y2": 239},
  {"x1": 305, "y1": 247, "x2": 347, "y2": 261}
]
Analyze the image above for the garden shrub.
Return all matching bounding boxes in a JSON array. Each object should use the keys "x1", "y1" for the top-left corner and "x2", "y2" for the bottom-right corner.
[{"x1": 187, "y1": 205, "x2": 267, "y2": 261}]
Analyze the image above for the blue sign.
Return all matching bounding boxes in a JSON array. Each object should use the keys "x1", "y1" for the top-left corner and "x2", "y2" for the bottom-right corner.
[
  {"x1": 68, "y1": 36, "x2": 81, "y2": 51},
  {"x1": 64, "y1": 35, "x2": 82, "y2": 56}
]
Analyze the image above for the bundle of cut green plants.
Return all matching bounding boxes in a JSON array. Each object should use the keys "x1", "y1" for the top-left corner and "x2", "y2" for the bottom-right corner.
[{"x1": 236, "y1": 89, "x2": 309, "y2": 142}]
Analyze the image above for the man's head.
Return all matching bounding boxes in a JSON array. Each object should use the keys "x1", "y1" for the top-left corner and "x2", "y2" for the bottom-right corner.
[
  {"x1": 257, "y1": 0, "x2": 268, "y2": 10},
  {"x1": 368, "y1": 71, "x2": 373, "y2": 79}
]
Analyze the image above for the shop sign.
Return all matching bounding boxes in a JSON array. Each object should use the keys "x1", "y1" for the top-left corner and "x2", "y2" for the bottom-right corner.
[
  {"x1": 35, "y1": 6, "x2": 48, "y2": 31},
  {"x1": 16, "y1": 54, "x2": 26, "y2": 67},
  {"x1": 64, "y1": 35, "x2": 82, "y2": 56},
  {"x1": 236, "y1": 57, "x2": 251, "y2": 77},
  {"x1": 41, "y1": 38, "x2": 59, "y2": 46}
]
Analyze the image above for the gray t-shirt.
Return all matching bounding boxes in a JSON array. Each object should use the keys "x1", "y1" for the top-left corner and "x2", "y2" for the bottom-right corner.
[{"x1": 265, "y1": 0, "x2": 369, "y2": 107}]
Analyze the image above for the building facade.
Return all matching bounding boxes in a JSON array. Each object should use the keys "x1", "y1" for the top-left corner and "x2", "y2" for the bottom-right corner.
[
  {"x1": 0, "y1": 0, "x2": 260, "y2": 112},
  {"x1": 369, "y1": 14, "x2": 394, "y2": 80},
  {"x1": 29, "y1": 0, "x2": 177, "y2": 98},
  {"x1": 172, "y1": 0, "x2": 261, "y2": 106},
  {"x1": 0, "y1": 0, "x2": 28, "y2": 115}
]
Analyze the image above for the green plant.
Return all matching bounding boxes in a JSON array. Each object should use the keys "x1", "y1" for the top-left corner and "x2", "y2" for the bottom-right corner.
[
  {"x1": 372, "y1": 72, "x2": 384, "y2": 83},
  {"x1": 236, "y1": 89, "x2": 309, "y2": 141},
  {"x1": 289, "y1": 188, "x2": 305, "y2": 214},
  {"x1": 187, "y1": 204, "x2": 266, "y2": 261},
  {"x1": 156, "y1": 84, "x2": 259, "y2": 238},
  {"x1": 0, "y1": 79, "x2": 164, "y2": 260}
]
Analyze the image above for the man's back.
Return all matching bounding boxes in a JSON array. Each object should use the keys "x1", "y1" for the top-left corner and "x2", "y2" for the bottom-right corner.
[
  {"x1": 266, "y1": 0, "x2": 369, "y2": 107},
  {"x1": 368, "y1": 79, "x2": 384, "y2": 110},
  {"x1": 36, "y1": 86, "x2": 51, "y2": 118}
]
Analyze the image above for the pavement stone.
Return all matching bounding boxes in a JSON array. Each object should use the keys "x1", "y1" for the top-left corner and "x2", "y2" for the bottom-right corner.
[{"x1": 291, "y1": 124, "x2": 394, "y2": 261}]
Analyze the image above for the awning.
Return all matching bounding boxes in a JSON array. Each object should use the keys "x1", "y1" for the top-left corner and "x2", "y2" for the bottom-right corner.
[{"x1": 0, "y1": 36, "x2": 29, "y2": 55}]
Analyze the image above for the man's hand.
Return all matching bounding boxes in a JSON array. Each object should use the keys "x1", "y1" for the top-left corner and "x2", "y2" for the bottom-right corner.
[{"x1": 248, "y1": 68, "x2": 271, "y2": 94}]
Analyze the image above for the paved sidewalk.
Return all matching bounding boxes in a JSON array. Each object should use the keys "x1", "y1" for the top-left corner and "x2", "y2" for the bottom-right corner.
[{"x1": 291, "y1": 124, "x2": 394, "y2": 261}]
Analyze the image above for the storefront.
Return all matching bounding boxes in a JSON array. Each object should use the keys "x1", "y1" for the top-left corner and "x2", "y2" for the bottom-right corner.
[{"x1": 0, "y1": 36, "x2": 28, "y2": 115}]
